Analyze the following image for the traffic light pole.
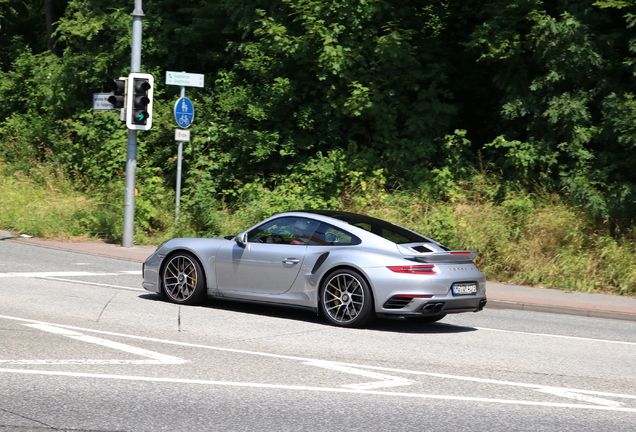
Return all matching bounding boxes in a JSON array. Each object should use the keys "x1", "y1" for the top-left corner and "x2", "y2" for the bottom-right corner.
[{"x1": 122, "y1": 0, "x2": 144, "y2": 248}]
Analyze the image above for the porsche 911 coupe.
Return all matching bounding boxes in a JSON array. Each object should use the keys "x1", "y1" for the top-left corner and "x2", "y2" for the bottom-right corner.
[{"x1": 142, "y1": 210, "x2": 487, "y2": 327}]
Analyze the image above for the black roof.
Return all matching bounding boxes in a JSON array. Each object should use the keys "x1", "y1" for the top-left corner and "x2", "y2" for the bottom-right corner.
[
  {"x1": 293, "y1": 210, "x2": 384, "y2": 225},
  {"x1": 292, "y1": 210, "x2": 432, "y2": 244}
]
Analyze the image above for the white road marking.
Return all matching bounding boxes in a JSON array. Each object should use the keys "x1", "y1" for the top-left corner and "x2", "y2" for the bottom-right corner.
[
  {"x1": 304, "y1": 360, "x2": 416, "y2": 390},
  {"x1": 0, "y1": 323, "x2": 187, "y2": 365},
  {"x1": 0, "y1": 359, "x2": 177, "y2": 365},
  {"x1": 0, "y1": 271, "x2": 121, "y2": 277},
  {"x1": 0, "y1": 270, "x2": 144, "y2": 291},
  {"x1": 1, "y1": 314, "x2": 635, "y2": 412},
  {"x1": 355, "y1": 365, "x2": 636, "y2": 403},
  {"x1": 475, "y1": 326, "x2": 636, "y2": 346},
  {"x1": 536, "y1": 388, "x2": 624, "y2": 408},
  {"x1": 1, "y1": 367, "x2": 636, "y2": 413},
  {"x1": 37, "y1": 277, "x2": 145, "y2": 291}
]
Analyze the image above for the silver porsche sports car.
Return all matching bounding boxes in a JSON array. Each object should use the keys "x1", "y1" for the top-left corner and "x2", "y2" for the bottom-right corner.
[{"x1": 142, "y1": 210, "x2": 487, "y2": 327}]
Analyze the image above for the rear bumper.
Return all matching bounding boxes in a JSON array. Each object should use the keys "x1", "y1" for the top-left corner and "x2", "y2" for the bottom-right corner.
[
  {"x1": 364, "y1": 265, "x2": 487, "y2": 317},
  {"x1": 376, "y1": 293, "x2": 487, "y2": 318}
]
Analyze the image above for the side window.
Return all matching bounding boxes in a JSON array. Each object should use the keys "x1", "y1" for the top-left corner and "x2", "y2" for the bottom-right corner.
[{"x1": 247, "y1": 217, "x2": 319, "y2": 245}]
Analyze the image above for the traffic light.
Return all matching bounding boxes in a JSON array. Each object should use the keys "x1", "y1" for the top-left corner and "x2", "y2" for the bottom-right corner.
[
  {"x1": 107, "y1": 78, "x2": 127, "y2": 109},
  {"x1": 126, "y1": 72, "x2": 154, "y2": 131}
]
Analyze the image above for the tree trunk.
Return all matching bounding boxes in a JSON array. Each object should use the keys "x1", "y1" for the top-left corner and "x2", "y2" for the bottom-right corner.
[{"x1": 44, "y1": 0, "x2": 58, "y2": 55}]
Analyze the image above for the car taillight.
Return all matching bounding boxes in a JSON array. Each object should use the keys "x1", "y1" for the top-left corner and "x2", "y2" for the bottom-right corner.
[{"x1": 387, "y1": 264, "x2": 437, "y2": 275}]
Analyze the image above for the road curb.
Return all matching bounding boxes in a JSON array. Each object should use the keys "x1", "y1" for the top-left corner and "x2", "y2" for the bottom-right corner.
[
  {"x1": 2, "y1": 232, "x2": 154, "y2": 263},
  {"x1": 486, "y1": 299, "x2": 636, "y2": 322}
]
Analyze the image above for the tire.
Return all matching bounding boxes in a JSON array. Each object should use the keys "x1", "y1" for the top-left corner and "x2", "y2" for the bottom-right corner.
[
  {"x1": 320, "y1": 269, "x2": 374, "y2": 327},
  {"x1": 406, "y1": 314, "x2": 447, "y2": 324},
  {"x1": 161, "y1": 252, "x2": 207, "y2": 305}
]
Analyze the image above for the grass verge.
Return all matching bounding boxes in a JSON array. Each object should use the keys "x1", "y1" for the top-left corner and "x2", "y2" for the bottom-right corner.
[
  {"x1": 0, "y1": 164, "x2": 120, "y2": 241},
  {"x1": 1, "y1": 163, "x2": 634, "y2": 296}
]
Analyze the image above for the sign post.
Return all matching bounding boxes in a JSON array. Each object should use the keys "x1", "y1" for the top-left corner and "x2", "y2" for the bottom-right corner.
[{"x1": 166, "y1": 71, "x2": 204, "y2": 221}]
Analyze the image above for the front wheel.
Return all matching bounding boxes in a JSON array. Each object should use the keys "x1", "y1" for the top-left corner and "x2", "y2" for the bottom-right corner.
[
  {"x1": 162, "y1": 252, "x2": 206, "y2": 305},
  {"x1": 319, "y1": 269, "x2": 374, "y2": 327}
]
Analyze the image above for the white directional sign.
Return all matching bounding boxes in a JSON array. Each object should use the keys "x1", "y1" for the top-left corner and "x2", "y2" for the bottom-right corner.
[
  {"x1": 166, "y1": 71, "x2": 205, "y2": 88},
  {"x1": 93, "y1": 93, "x2": 115, "y2": 111}
]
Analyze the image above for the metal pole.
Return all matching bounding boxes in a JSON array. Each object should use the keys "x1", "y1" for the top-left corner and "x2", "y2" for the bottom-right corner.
[
  {"x1": 123, "y1": 129, "x2": 137, "y2": 247},
  {"x1": 175, "y1": 86, "x2": 186, "y2": 221},
  {"x1": 175, "y1": 141, "x2": 183, "y2": 221},
  {"x1": 122, "y1": 0, "x2": 144, "y2": 248}
]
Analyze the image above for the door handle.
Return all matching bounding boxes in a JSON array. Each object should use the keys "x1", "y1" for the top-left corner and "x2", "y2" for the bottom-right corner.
[{"x1": 282, "y1": 258, "x2": 301, "y2": 265}]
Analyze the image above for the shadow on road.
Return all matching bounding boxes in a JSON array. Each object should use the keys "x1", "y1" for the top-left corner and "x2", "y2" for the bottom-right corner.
[
  {"x1": 367, "y1": 319, "x2": 477, "y2": 334},
  {"x1": 140, "y1": 293, "x2": 477, "y2": 334}
]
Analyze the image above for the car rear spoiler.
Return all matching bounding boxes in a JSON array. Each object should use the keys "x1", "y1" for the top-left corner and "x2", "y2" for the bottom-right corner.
[{"x1": 403, "y1": 250, "x2": 479, "y2": 262}]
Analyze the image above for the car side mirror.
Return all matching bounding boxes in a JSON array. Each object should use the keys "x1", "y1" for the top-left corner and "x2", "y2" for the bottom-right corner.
[{"x1": 235, "y1": 232, "x2": 248, "y2": 247}]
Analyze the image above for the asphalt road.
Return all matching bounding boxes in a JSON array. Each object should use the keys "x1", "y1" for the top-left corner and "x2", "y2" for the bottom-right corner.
[{"x1": 1, "y1": 239, "x2": 635, "y2": 432}]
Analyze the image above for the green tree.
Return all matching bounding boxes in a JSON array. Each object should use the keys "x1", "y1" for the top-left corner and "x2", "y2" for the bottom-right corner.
[{"x1": 469, "y1": 0, "x2": 636, "y2": 231}]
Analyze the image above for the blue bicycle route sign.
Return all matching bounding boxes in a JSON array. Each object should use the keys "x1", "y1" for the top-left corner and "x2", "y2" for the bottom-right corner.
[{"x1": 174, "y1": 97, "x2": 194, "y2": 128}]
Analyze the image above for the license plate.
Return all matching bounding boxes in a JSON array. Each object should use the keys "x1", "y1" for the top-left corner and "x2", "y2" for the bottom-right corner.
[{"x1": 452, "y1": 283, "x2": 477, "y2": 295}]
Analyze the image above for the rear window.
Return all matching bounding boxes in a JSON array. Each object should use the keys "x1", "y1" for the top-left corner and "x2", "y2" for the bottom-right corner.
[{"x1": 351, "y1": 221, "x2": 429, "y2": 244}]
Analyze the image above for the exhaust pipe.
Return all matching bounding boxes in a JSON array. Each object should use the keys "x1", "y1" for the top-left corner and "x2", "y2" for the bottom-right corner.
[{"x1": 421, "y1": 302, "x2": 445, "y2": 313}]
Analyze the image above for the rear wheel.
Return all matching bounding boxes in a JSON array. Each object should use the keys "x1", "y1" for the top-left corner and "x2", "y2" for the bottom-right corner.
[
  {"x1": 162, "y1": 252, "x2": 206, "y2": 305},
  {"x1": 320, "y1": 269, "x2": 374, "y2": 327}
]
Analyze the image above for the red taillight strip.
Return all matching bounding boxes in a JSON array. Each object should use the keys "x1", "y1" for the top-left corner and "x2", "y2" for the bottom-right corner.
[
  {"x1": 387, "y1": 265, "x2": 437, "y2": 275},
  {"x1": 450, "y1": 251, "x2": 472, "y2": 255}
]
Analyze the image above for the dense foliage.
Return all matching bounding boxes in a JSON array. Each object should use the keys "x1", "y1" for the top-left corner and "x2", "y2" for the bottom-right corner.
[{"x1": 2, "y1": 0, "x2": 636, "y2": 294}]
